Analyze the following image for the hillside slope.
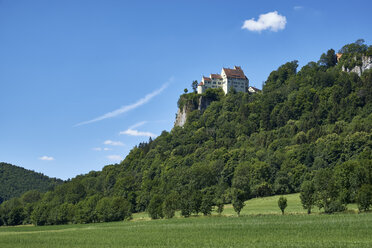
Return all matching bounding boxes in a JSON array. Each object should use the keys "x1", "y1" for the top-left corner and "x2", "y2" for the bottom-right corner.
[{"x1": 0, "y1": 162, "x2": 63, "y2": 203}]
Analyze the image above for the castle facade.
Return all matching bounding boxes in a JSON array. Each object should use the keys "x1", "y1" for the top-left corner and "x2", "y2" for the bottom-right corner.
[{"x1": 197, "y1": 66, "x2": 249, "y2": 94}]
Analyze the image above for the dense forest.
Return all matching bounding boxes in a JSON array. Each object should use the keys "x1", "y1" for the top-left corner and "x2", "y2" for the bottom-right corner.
[
  {"x1": 1, "y1": 40, "x2": 371, "y2": 226},
  {"x1": 0, "y1": 162, "x2": 63, "y2": 204}
]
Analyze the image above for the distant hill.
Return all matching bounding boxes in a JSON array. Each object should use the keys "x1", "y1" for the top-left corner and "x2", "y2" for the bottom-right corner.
[{"x1": 0, "y1": 162, "x2": 63, "y2": 203}]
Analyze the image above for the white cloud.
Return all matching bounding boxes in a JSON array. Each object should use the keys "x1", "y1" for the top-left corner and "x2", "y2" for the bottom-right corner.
[
  {"x1": 107, "y1": 155, "x2": 123, "y2": 161},
  {"x1": 104, "y1": 140, "x2": 124, "y2": 146},
  {"x1": 294, "y1": 6, "x2": 303, "y2": 11},
  {"x1": 39, "y1": 156, "x2": 54, "y2": 161},
  {"x1": 75, "y1": 79, "x2": 172, "y2": 126},
  {"x1": 242, "y1": 11, "x2": 287, "y2": 32},
  {"x1": 120, "y1": 129, "x2": 157, "y2": 137},
  {"x1": 93, "y1": 147, "x2": 112, "y2": 151},
  {"x1": 119, "y1": 121, "x2": 157, "y2": 137}
]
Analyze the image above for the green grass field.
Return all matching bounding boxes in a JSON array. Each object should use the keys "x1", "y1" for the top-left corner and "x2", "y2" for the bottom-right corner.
[
  {"x1": 131, "y1": 193, "x2": 359, "y2": 221},
  {"x1": 1, "y1": 194, "x2": 370, "y2": 248}
]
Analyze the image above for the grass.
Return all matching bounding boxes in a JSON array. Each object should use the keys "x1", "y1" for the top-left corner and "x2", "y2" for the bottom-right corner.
[
  {"x1": 132, "y1": 193, "x2": 358, "y2": 220},
  {"x1": 220, "y1": 193, "x2": 358, "y2": 216},
  {"x1": 0, "y1": 194, "x2": 370, "y2": 248}
]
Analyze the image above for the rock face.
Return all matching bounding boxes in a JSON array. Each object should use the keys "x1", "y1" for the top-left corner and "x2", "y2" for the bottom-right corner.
[
  {"x1": 198, "y1": 95, "x2": 213, "y2": 111},
  {"x1": 342, "y1": 56, "x2": 372, "y2": 76},
  {"x1": 174, "y1": 95, "x2": 213, "y2": 127},
  {"x1": 174, "y1": 106, "x2": 188, "y2": 127}
]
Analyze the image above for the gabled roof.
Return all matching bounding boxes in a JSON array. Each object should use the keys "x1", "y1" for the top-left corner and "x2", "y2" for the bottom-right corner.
[
  {"x1": 249, "y1": 86, "x2": 261, "y2": 92},
  {"x1": 198, "y1": 82, "x2": 204, "y2": 86},
  {"x1": 202, "y1": 76, "x2": 211, "y2": 81},
  {"x1": 210, "y1": 74, "x2": 222, "y2": 79},
  {"x1": 222, "y1": 66, "x2": 246, "y2": 79}
]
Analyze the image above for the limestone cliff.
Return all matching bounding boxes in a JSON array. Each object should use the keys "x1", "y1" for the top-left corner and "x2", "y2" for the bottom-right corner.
[
  {"x1": 342, "y1": 56, "x2": 372, "y2": 76},
  {"x1": 198, "y1": 95, "x2": 214, "y2": 111},
  {"x1": 174, "y1": 95, "x2": 214, "y2": 127},
  {"x1": 174, "y1": 105, "x2": 188, "y2": 127}
]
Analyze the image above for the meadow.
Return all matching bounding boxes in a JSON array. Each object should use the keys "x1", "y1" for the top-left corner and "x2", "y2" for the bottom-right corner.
[{"x1": 1, "y1": 194, "x2": 371, "y2": 248}]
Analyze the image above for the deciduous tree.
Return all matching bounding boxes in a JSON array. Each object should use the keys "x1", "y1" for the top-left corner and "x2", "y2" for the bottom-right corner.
[
  {"x1": 356, "y1": 184, "x2": 372, "y2": 212},
  {"x1": 300, "y1": 181, "x2": 315, "y2": 214},
  {"x1": 278, "y1": 196, "x2": 287, "y2": 215},
  {"x1": 231, "y1": 189, "x2": 245, "y2": 217},
  {"x1": 147, "y1": 194, "x2": 164, "y2": 219}
]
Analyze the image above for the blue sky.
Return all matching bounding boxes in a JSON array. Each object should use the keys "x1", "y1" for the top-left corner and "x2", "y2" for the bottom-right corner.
[{"x1": 0, "y1": 0, "x2": 371, "y2": 180}]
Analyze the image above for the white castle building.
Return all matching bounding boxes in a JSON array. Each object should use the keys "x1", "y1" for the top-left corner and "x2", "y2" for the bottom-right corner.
[{"x1": 197, "y1": 66, "x2": 250, "y2": 94}]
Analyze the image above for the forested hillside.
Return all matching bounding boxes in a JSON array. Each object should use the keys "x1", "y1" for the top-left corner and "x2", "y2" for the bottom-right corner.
[
  {"x1": 1, "y1": 40, "x2": 371, "y2": 226},
  {"x1": 0, "y1": 162, "x2": 63, "y2": 203}
]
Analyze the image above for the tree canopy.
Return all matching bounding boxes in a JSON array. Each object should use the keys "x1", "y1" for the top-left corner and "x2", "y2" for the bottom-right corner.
[{"x1": 0, "y1": 162, "x2": 62, "y2": 204}]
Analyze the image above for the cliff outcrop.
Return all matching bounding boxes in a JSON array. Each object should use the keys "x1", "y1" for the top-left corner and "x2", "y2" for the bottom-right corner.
[
  {"x1": 342, "y1": 56, "x2": 372, "y2": 76},
  {"x1": 174, "y1": 105, "x2": 189, "y2": 127},
  {"x1": 174, "y1": 94, "x2": 215, "y2": 127}
]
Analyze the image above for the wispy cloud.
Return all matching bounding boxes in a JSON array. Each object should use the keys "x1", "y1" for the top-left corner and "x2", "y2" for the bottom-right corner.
[
  {"x1": 92, "y1": 147, "x2": 112, "y2": 151},
  {"x1": 242, "y1": 11, "x2": 287, "y2": 32},
  {"x1": 120, "y1": 129, "x2": 157, "y2": 137},
  {"x1": 107, "y1": 155, "x2": 123, "y2": 161},
  {"x1": 294, "y1": 6, "x2": 303, "y2": 11},
  {"x1": 129, "y1": 121, "x2": 147, "y2": 129},
  {"x1": 75, "y1": 79, "x2": 172, "y2": 126},
  {"x1": 119, "y1": 121, "x2": 157, "y2": 137},
  {"x1": 104, "y1": 140, "x2": 124, "y2": 146},
  {"x1": 39, "y1": 156, "x2": 54, "y2": 161}
]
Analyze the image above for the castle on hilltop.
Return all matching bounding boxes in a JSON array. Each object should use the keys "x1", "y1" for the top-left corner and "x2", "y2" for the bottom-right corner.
[{"x1": 197, "y1": 66, "x2": 254, "y2": 94}]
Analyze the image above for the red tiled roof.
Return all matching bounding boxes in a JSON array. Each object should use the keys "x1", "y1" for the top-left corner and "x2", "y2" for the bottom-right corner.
[
  {"x1": 210, "y1": 74, "x2": 222, "y2": 79},
  {"x1": 223, "y1": 67, "x2": 246, "y2": 79},
  {"x1": 198, "y1": 82, "x2": 204, "y2": 86},
  {"x1": 202, "y1": 76, "x2": 211, "y2": 81}
]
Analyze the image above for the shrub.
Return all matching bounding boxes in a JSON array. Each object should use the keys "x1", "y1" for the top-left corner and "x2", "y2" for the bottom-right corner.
[
  {"x1": 278, "y1": 196, "x2": 287, "y2": 215},
  {"x1": 325, "y1": 200, "x2": 346, "y2": 214}
]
